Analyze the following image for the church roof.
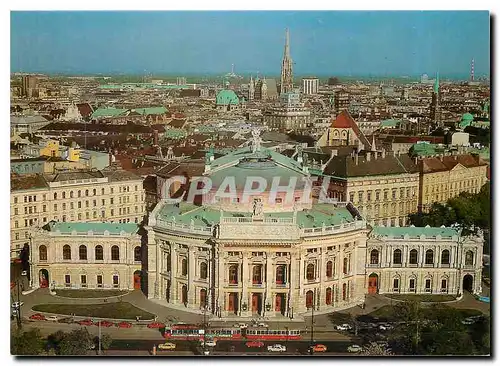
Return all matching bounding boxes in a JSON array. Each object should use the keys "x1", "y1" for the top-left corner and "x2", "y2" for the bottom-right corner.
[
  {"x1": 216, "y1": 90, "x2": 240, "y2": 105},
  {"x1": 329, "y1": 111, "x2": 372, "y2": 149}
]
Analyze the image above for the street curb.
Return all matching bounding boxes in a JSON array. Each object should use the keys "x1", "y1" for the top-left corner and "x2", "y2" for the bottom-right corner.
[
  {"x1": 27, "y1": 309, "x2": 155, "y2": 323},
  {"x1": 22, "y1": 289, "x2": 36, "y2": 295},
  {"x1": 381, "y1": 294, "x2": 462, "y2": 304},
  {"x1": 51, "y1": 291, "x2": 130, "y2": 300}
]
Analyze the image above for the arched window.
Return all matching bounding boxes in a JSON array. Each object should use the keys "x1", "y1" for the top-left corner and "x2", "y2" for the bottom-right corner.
[
  {"x1": 79, "y1": 245, "x2": 87, "y2": 260},
  {"x1": 181, "y1": 285, "x2": 188, "y2": 304},
  {"x1": 111, "y1": 245, "x2": 120, "y2": 261},
  {"x1": 370, "y1": 249, "x2": 379, "y2": 265},
  {"x1": 70, "y1": 191, "x2": 73, "y2": 198},
  {"x1": 62, "y1": 191, "x2": 66, "y2": 199},
  {"x1": 95, "y1": 245, "x2": 103, "y2": 260},
  {"x1": 276, "y1": 265, "x2": 285, "y2": 284},
  {"x1": 181, "y1": 258, "x2": 188, "y2": 276},
  {"x1": 425, "y1": 249, "x2": 434, "y2": 265},
  {"x1": 134, "y1": 246, "x2": 141, "y2": 262},
  {"x1": 306, "y1": 290, "x2": 314, "y2": 308},
  {"x1": 166, "y1": 253, "x2": 171, "y2": 272},
  {"x1": 306, "y1": 263, "x2": 315, "y2": 281},
  {"x1": 63, "y1": 245, "x2": 71, "y2": 260},
  {"x1": 393, "y1": 277, "x2": 400, "y2": 291},
  {"x1": 200, "y1": 262, "x2": 208, "y2": 279},
  {"x1": 326, "y1": 261, "x2": 333, "y2": 277},
  {"x1": 39, "y1": 245, "x2": 47, "y2": 261},
  {"x1": 441, "y1": 249, "x2": 450, "y2": 265},
  {"x1": 229, "y1": 265, "x2": 238, "y2": 284},
  {"x1": 200, "y1": 289, "x2": 207, "y2": 308},
  {"x1": 53, "y1": 192, "x2": 57, "y2": 200},
  {"x1": 252, "y1": 265, "x2": 262, "y2": 284},
  {"x1": 409, "y1": 249, "x2": 418, "y2": 264},
  {"x1": 465, "y1": 251, "x2": 474, "y2": 266},
  {"x1": 393, "y1": 249, "x2": 402, "y2": 265},
  {"x1": 326, "y1": 288, "x2": 332, "y2": 305}
]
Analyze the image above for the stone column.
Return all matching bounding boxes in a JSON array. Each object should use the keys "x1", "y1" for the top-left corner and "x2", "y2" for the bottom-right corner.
[
  {"x1": 265, "y1": 253, "x2": 274, "y2": 317},
  {"x1": 242, "y1": 252, "x2": 250, "y2": 317},
  {"x1": 188, "y1": 246, "x2": 196, "y2": 307},
  {"x1": 217, "y1": 251, "x2": 225, "y2": 317},
  {"x1": 146, "y1": 229, "x2": 157, "y2": 299},
  {"x1": 170, "y1": 243, "x2": 177, "y2": 304}
]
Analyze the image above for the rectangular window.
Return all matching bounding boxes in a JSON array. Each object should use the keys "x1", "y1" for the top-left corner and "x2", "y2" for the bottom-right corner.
[
  {"x1": 367, "y1": 191, "x2": 372, "y2": 201},
  {"x1": 409, "y1": 279, "x2": 415, "y2": 291},
  {"x1": 97, "y1": 275, "x2": 103, "y2": 288},
  {"x1": 110, "y1": 209, "x2": 114, "y2": 216},
  {"x1": 24, "y1": 207, "x2": 27, "y2": 214},
  {"x1": 441, "y1": 279, "x2": 447, "y2": 291},
  {"x1": 14, "y1": 208, "x2": 18, "y2": 215},
  {"x1": 78, "y1": 213, "x2": 82, "y2": 220},
  {"x1": 102, "y1": 199, "x2": 105, "y2": 206},
  {"x1": 65, "y1": 275, "x2": 71, "y2": 287},
  {"x1": 62, "y1": 203, "x2": 66, "y2": 210},
  {"x1": 86, "y1": 201, "x2": 89, "y2": 208},
  {"x1": 384, "y1": 190, "x2": 388, "y2": 200},
  {"x1": 101, "y1": 188, "x2": 105, "y2": 195},
  {"x1": 425, "y1": 279, "x2": 431, "y2": 292},
  {"x1": 81, "y1": 275, "x2": 87, "y2": 288},
  {"x1": 393, "y1": 278, "x2": 399, "y2": 291},
  {"x1": 113, "y1": 275, "x2": 119, "y2": 288},
  {"x1": 392, "y1": 189, "x2": 396, "y2": 199},
  {"x1": 349, "y1": 193, "x2": 354, "y2": 202},
  {"x1": 375, "y1": 190, "x2": 380, "y2": 200},
  {"x1": 93, "y1": 200, "x2": 96, "y2": 207},
  {"x1": 86, "y1": 212, "x2": 90, "y2": 219},
  {"x1": 358, "y1": 192, "x2": 363, "y2": 203},
  {"x1": 110, "y1": 198, "x2": 114, "y2": 204},
  {"x1": 14, "y1": 197, "x2": 18, "y2": 204}
]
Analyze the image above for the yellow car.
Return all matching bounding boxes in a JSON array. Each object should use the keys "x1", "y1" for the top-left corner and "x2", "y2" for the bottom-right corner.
[{"x1": 158, "y1": 342, "x2": 176, "y2": 350}]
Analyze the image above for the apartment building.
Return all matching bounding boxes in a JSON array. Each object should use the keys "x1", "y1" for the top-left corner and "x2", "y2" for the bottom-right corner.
[{"x1": 10, "y1": 165, "x2": 146, "y2": 257}]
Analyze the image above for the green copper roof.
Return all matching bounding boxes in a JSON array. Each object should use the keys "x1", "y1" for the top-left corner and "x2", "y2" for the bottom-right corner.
[
  {"x1": 409, "y1": 143, "x2": 445, "y2": 157},
  {"x1": 216, "y1": 90, "x2": 240, "y2": 105},
  {"x1": 47, "y1": 222, "x2": 139, "y2": 235},
  {"x1": 380, "y1": 119, "x2": 401, "y2": 128},
  {"x1": 157, "y1": 202, "x2": 356, "y2": 229},
  {"x1": 371, "y1": 226, "x2": 459, "y2": 239},
  {"x1": 132, "y1": 107, "x2": 168, "y2": 115},
  {"x1": 165, "y1": 128, "x2": 187, "y2": 139},
  {"x1": 461, "y1": 113, "x2": 474, "y2": 122}
]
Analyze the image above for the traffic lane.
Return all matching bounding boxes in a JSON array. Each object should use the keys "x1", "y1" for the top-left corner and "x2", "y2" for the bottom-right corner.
[{"x1": 214, "y1": 340, "x2": 355, "y2": 354}]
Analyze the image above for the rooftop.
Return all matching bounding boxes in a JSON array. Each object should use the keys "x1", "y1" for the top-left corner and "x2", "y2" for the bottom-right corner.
[
  {"x1": 46, "y1": 221, "x2": 139, "y2": 235},
  {"x1": 371, "y1": 226, "x2": 460, "y2": 239}
]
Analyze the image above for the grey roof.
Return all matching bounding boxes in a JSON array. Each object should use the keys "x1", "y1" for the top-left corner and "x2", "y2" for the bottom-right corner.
[{"x1": 11, "y1": 115, "x2": 49, "y2": 125}]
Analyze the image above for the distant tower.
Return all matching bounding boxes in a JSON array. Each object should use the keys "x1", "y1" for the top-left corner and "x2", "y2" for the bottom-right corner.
[
  {"x1": 470, "y1": 58, "x2": 475, "y2": 81},
  {"x1": 430, "y1": 72, "x2": 441, "y2": 126},
  {"x1": 280, "y1": 28, "x2": 293, "y2": 95},
  {"x1": 261, "y1": 78, "x2": 268, "y2": 100},
  {"x1": 248, "y1": 76, "x2": 255, "y2": 101}
]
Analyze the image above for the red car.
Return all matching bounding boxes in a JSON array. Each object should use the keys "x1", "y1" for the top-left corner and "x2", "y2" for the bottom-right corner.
[
  {"x1": 95, "y1": 320, "x2": 114, "y2": 327},
  {"x1": 29, "y1": 313, "x2": 46, "y2": 321},
  {"x1": 116, "y1": 321, "x2": 132, "y2": 328},
  {"x1": 246, "y1": 341, "x2": 264, "y2": 348},
  {"x1": 147, "y1": 322, "x2": 166, "y2": 329},
  {"x1": 77, "y1": 319, "x2": 94, "y2": 326}
]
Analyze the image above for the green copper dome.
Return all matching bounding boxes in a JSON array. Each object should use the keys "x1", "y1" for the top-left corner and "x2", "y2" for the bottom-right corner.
[
  {"x1": 216, "y1": 90, "x2": 240, "y2": 105},
  {"x1": 461, "y1": 113, "x2": 474, "y2": 122}
]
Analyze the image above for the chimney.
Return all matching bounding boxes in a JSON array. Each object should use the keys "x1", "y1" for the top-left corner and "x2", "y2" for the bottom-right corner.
[
  {"x1": 330, "y1": 149, "x2": 338, "y2": 158},
  {"x1": 366, "y1": 152, "x2": 371, "y2": 162},
  {"x1": 355, "y1": 152, "x2": 359, "y2": 165}
]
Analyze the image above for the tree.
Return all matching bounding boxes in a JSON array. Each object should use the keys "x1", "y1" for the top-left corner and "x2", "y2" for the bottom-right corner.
[
  {"x1": 57, "y1": 329, "x2": 94, "y2": 355},
  {"x1": 328, "y1": 77, "x2": 340, "y2": 85},
  {"x1": 361, "y1": 342, "x2": 394, "y2": 356},
  {"x1": 94, "y1": 334, "x2": 113, "y2": 353},
  {"x1": 11, "y1": 328, "x2": 45, "y2": 355}
]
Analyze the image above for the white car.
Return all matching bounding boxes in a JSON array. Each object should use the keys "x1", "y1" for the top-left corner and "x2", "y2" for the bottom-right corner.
[
  {"x1": 347, "y1": 344, "x2": 362, "y2": 353},
  {"x1": 46, "y1": 315, "x2": 59, "y2": 322},
  {"x1": 21, "y1": 271, "x2": 28, "y2": 276},
  {"x1": 461, "y1": 318, "x2": 475, "y2": 325},
  {"x1": 267, "y1": 344, "x2": 286, "y2": 352},
  {"x1": 258, "y1": 323, "x2": 269, "y2": 328},
  {"x1": 379, "y1": 324, "x2": 393, "y2": 330},
  {"x1": 336, "y1": 323, "x2": 352, "y2": 331},
  {"x1": 238, "y1": 323, "x2": 248, "y2": 329},
  {"x1": 203, "y1": 340, "x2": 217, "y2": 347},
  {"x1": 11, "y1": 302, "x2": 24, "y2": 309}
]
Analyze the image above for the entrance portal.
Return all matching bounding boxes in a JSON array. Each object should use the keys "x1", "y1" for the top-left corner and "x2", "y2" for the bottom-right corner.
[
  {"x1": 252, "y1": 293, "x2": 262, "y2": 315},
  {"x1": 133, "y1": 270, "x2": 141, "y2": 290},
  {"x1": 228, "y1": 293, "x2": 238, "y2": 315},
  {"x1": 275, "y1": 293, "x2": 286, "y2": 315},
  {"x1": 463, "y1": 274, "x2": 474, "y2": 293},
  {"x1": 39, "y1": 269, "x2": 49, "y2": 288},
  {"x1": 368, "y1": 273, "x2": 378, "y2": 294}
]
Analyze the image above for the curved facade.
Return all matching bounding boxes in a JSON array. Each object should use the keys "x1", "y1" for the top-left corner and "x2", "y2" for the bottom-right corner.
[{"x1": 146, "y1": 144, "x2": 368, "y2": 318}]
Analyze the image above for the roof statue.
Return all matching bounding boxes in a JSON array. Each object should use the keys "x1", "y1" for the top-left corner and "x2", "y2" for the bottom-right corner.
[
  {"x1": 253, "y1": 199, "x2": 263, "y2": 217},
  {"x1": 251, "y1": 129, "x2": 262, "y2": 153}
]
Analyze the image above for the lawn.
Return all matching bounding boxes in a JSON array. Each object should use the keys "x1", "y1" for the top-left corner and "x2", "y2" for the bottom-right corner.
[
  {"x1": 55, "y1": 289, "x2": 129, "y2": 298},
  {"x1": 364, "y1": 304, "x2": 482, "y2": 322},
  {"x1": 384, "y1": 294, "x2": 457, "y2": 303},
  {"x1": 32, "y1": 302, "x2": 154, "y2": 320}
]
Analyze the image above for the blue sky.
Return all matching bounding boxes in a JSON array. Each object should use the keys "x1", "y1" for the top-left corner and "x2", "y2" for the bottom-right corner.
[{"x1": 10, "y1": 11, "x2": 490, "y2": 77}]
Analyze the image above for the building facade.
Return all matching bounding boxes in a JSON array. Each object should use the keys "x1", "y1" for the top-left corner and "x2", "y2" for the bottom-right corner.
[
  {"x1": 30, "y1": 222, "x2": 143, "y2": 290},
  {"x1": 366, "y1": 226, "x2": 483, "y2": 296},
  {"x1": 417, "y1": 154, "x2": 488, "y2": 212},
  {"x1": 302, "y1": 77, "x2": 319, "y2": 95},
  {"x1": 263, "y1": 92, "x2": 312, "y2": 132},
  {"x1": 10, "y1": 166, "x2": 146, "y2": 257}
]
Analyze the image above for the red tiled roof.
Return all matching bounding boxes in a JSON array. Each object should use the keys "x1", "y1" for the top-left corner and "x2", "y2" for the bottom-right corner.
[{"x1": 329, "y1": 111, "x2": 372, "y2": 150}]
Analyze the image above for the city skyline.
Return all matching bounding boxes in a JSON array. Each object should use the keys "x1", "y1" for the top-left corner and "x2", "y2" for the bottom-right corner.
[{"x1": 11, "y1": 11, "x2": 490, "y2": 77}]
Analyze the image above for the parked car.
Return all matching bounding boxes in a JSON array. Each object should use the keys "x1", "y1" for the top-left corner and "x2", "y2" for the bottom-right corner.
[
  {"x1": 158, "y1": 342, "x2": 176, "y2": 350},
  {"x1": 336, "y1": 323, "x2": 352, "y2": 331},
  {"x1": 461, "y1": 318, "x2": 475, "y2": 325},
  {"x1": 21, "y1": 271, "x2": 28, "y2": 276},
  {"x1": 46, "y1": 315, "x2": 59, "y2": 322},
  {"x1": 29, "y1": 313, "x2": 46, "y2": 321},
  {"x1": 347, "y1": 344, "x2": 362, "y2": 353},
  {"x1": 203, "y1": 340, "x2": 217, "y2": 347},
  {"x1": 11, "y1": 302, "x2": 24, "y2": 309},
  {"x1": 267, "y1": 344, "x2": 286, "y2": 352},
  {"x1": 116, "y1": 321, "x2": 132, "y2": 328},
  {"x1": 77, "y1": 318, "x2": 94, "y2": 326},
  {"x1": 147, "y1": 322, "x2": 166, "y2": 329},
  {"x1": 95, "y1": 320, "x2": 114, "y2": 327},
  {"x1": 313, "y1": 344, "x2": 327, "y2": 352},
  {"x1": 59, "y1": 317, "x2": 73, "y2": 324},
  {"x1": 378, "y1": 324, "x2": 393, "y2": 331},
  {"x1": 246, "y1": 341, "x2": 264, "y2": 348},
  {"x1": 238, "y1": 323, "x2": 248, "y2": 329},
  {"x1": 257, "y1": 323, "x2": 269, "y2": 328}
]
